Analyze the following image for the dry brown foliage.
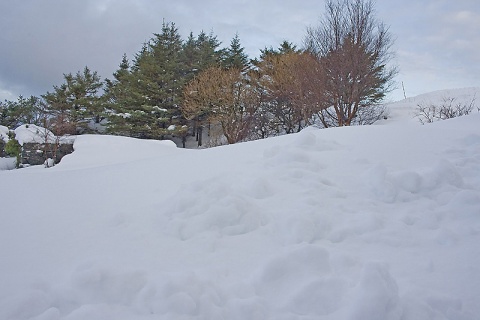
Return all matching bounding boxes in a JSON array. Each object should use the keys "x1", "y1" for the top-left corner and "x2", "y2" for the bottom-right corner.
[
  {"x1": 253, "y1": 52, "x2": 326, "y2": 135},
  {"x1": 183, "y1": 66, "x2": 257, "y2": 144}
]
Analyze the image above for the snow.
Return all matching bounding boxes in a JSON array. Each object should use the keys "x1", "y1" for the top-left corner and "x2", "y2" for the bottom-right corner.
[
  {"x1": 1, "y1": 88, "x2": 480, "y2": 319},
  {"x1": 380, "y1": 86, "x2": 479, "y2": 126},
  {"x1": 0, "y1": 157, "x2": 15, "y2": 170},
  {"x1": 0, "y1": 125, "x2": 9, "y2": 141},
  {"x1": 116, "y1": 112, "x2": 132, "y2": 118},
  {"x1": 13, "y1": 124, "x2": 56, "y2": 145},
  {"x1": 153, "y1": 106, "x2": 168, "y2": 113},
  {"x1": 13, "y1": 124, "x2": 76, "y2": 145}
]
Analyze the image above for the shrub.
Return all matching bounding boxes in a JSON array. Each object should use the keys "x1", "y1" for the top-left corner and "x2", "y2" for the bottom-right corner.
[
  {"x1": 5, "y1": 136, "x2": 22, "y2": 168},
  {"x1": 415, "y1": 96, "x2": 477, "y2": 124}
]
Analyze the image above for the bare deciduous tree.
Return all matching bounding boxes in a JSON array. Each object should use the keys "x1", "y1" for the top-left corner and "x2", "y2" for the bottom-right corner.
[{"x1": 305, "y1": 0, "x2": 397, "y2": 127}]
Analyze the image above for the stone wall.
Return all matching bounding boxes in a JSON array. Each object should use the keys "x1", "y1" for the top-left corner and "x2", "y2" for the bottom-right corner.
[{"x1": 21, "y1": 143, "x2": 74, "y2": 166}]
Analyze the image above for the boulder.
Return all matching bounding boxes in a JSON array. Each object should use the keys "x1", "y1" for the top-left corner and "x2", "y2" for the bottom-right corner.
[{"x1": 21, "y1": 142, "x2": 74, "y2": 166}]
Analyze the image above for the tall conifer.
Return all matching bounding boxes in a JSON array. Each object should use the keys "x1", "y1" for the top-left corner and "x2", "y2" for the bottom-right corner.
[{"x1": 223, "y1": 33, "x2": 249, "y2": 71}]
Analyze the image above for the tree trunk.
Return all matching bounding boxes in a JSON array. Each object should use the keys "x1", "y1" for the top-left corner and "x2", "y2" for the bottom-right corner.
[
  {"x1": 192, "y1": 118, "x2": 197, "y2": 137},
  {"x1": 197, "y1": 126, "x2": 203, "y2": 147}
]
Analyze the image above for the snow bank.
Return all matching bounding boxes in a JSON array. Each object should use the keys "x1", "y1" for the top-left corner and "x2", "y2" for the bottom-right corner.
[
  {"x1": 57, "y1": 134, "x2": 178, "y2": 170},
  {"x1": 0, "y1": 157, "x2": 16, "y2": 170},
  {"x1": 0, "y1": 89, "x2": 479, "y2": 319}
]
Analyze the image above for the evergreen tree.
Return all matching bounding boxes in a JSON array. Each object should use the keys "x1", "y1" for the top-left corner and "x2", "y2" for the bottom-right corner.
[
  {"x1": 106, "y1": 23, "x2": 252, "y2": 145},
  {"x1": 257, "y1": 41, "x2": 299, "y2": 61},
  {"x1": 106, "y1": 22, "x2": 188, "y2": 140},
  {"x1": 43, "y1": 66, "x2": 104, "y2": 134},
  {"x1": 4, "y1": 133, "x2": 22, "y2": 168},
  {"x1": 16, "y1": 95, "x2": 44, "y2": 126},
  {"x1": 104, "y1": 54, "x2": 141, "y2": 136},
  {"x1": 0, "y1": 96, "x2": 44, "y2": 128},
  {"x1": 66, "y1": 66, "x2": 104, "y2": 127},
  {"x1": 180, "y1": 30, "x2": 225, "y2": 143},
  {"x1": 223, "y1": 33, "x2": 249, "y2": 71},
  {"x1": 183, "y1": 30, "x2": 223, "y2": 81},
  {"x1": 42, "y1": 83, "x2": 76, "y2": 135},
  {"x1": 196, "y1": 30, "x2": 224, "y2": 71},
  {"x1": 183, "y1": 32, "x2": 199, "y2": 79}
]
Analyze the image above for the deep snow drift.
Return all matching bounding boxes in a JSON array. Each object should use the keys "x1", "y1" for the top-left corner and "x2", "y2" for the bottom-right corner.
[{"x1": 1, "y1": 88, "x2": 479, "y2": 320}]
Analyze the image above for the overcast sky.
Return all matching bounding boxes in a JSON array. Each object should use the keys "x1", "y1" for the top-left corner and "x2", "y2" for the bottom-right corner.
[{"x1": 1, "y1": 0, "x2": 479, "y2": 102}]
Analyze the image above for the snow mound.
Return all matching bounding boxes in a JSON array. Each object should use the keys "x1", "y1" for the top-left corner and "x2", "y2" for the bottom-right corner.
[
  {"x1": 0, "y1": 157, "x2": 16, "y2": 170},
  {"x1": 14, "y1": 124, "x2": 56, "y2": 144},
  {"x1": 0, "y1": 125, "x2": 9, "y2": 141},
  {"x1": 1, "y1": 89, "x2": 479, "y2": 319},
  {"x1": 13, "y1": 124, "x2": 76, "y2": 145}
]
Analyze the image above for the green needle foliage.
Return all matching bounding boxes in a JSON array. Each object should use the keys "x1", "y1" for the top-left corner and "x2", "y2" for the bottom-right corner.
[{"x1": 5, "y1": 134, "x2": 22, "y2": 168}]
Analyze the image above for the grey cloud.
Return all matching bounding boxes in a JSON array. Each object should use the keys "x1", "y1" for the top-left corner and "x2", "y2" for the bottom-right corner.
[{"x1": 1, "y1": 0, "x2": 322, "y2": 101}]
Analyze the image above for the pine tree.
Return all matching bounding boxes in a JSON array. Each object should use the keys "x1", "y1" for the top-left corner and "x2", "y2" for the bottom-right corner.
[
  {"x1": 183, "y1": 32, "x2": 199, "y2": 79},
  {"x1": 0, "y1": 95, "x2": 43, "y2": 128},
  {"x1": 196, "y1": 31, "x2": 223, "y2": 71},
  {"x1": 257, "y1": 41, "x2": 299, "y2": 61},
  {"x1": 104, "y1": 54, "x2": 141, "y2": 136},
  {"x1": 183, "y1": 30, "x2": 223, "y2": 81},
  {"x1": 223, "y1": 33, "x2": 249, "y2": 71},
  {"x1": 106, "y1": 22, "x2": 188, "y2": 140},
  {"x1": 180, "y1": 30, "x2": 225, "y2": 143},
  {"x1": 106, "y1": 24, "x2": 228, "y2": 144},
  {"x1": 43, "y1": 66, "x2": 104, "y2": 134},
  {"x1": 17, "y1": 95, "x2": 44, "y2": 126},
  {"x1": 42, "y1": 83, "x2": 76, "y2": 135},
  {"x1": 66, "y1": 66, "x2": 104, "y2": 127}
]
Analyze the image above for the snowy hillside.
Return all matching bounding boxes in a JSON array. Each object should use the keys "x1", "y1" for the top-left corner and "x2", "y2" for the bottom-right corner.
[{"x1": 1, "y1": 88, "x2": 479, "y2": 320}]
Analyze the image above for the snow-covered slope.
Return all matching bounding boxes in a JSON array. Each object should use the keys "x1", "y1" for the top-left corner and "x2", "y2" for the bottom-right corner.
[
  {"x1": 380, "y1": 86, "x2": 479, "y2": 125},
  {"x1": 1, "y1": 88, "x2": 479, "y2": 320}
]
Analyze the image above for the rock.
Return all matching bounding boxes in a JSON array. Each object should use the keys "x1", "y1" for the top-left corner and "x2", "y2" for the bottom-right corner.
[{"x1": 21, "y1": 142, "x2": 74, "y2": 166}]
